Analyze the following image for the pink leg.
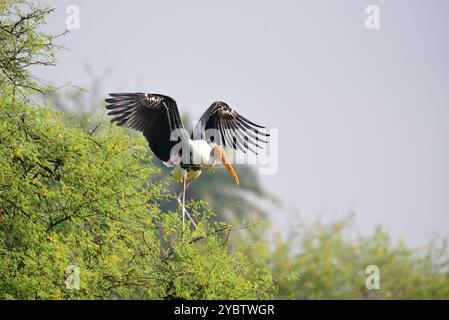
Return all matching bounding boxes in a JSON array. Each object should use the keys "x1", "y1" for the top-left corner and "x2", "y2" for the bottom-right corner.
[
  {"x1": 182, "y1": 174, "x2": 186, "y2": 232},
  {"x1": 177, "y1": 179, "x2": 197, "y2": 229}
]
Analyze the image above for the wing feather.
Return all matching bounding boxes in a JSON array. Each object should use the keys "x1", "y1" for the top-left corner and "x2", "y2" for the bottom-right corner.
[
  {"x1": 105, "y1": 92, "x2": 187, "y2": 162},
  {"x1": 193, "y1": 101, "x2": 269, "y2": 154}
]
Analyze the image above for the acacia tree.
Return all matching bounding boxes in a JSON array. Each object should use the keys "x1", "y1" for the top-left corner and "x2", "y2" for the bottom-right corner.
[
  {"x1": 0, "y1": 0, "x2": 274, "y2": 299},
  {"x1": 0, "y1": 0, "x2": 65, "y2": 93}
]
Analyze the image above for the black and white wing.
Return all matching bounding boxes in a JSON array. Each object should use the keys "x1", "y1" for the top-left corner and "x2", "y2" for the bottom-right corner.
[
  {"x1": 193, "y1": 101, "x2": 269, "y2": 154},
  {"x1": 105, "y1": 93, "x2": 187, "y2": 162}
]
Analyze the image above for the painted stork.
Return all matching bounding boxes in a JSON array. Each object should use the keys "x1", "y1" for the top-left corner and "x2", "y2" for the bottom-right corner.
[{"x1": 105, "y1": 93, "x2": 269, "y2": 230}]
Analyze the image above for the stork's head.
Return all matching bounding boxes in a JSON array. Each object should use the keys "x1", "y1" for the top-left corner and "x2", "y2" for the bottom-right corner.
[{"x1": 212, "y1": 145, "x2": 239, "y2": 187}]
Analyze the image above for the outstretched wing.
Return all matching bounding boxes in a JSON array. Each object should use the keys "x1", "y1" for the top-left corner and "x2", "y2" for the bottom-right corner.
[
  {"x1": 193, "y1": 101, "x2": 269, "y2": 154},
  {"x1": 105, "y1": 93, "x2": 187, "y2": 162}
]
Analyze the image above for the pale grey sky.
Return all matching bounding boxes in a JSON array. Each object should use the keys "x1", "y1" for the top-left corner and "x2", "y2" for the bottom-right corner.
[{"x1": 35, "y1": 0, "x2": 449, "y2": 246}]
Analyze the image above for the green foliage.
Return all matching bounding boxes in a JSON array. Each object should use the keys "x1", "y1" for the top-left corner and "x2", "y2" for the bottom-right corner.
[
  {"x1": 241, "y1": 216, "x2": 449, "y2": 300},
  {"x1": 0, "y1": 0, "x2": 64, "y2": 93}
]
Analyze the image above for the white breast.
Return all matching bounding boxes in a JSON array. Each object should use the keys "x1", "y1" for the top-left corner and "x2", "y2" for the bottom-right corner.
[{"x1": 189, "y1": 139, "x2": 214, "y2": 165}]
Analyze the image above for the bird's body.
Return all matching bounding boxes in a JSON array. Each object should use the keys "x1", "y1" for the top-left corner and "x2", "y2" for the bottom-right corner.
[
  {"x1": 105, "y1": 92, "x2": 268, "y2": 229},
  {"x1": 171, "y1": 165, "x2": 202, "y2": 184},
  {"x1": 169, "y1": 139, "x2": 215, "y2": 184}
]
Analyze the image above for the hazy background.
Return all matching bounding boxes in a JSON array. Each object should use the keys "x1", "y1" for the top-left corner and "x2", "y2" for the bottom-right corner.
[{"x1": 35, "y1": 0, "x2": 449, "y2": 246}]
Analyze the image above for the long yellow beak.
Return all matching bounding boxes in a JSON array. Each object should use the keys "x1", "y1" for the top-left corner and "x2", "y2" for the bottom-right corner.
[{"x1": 214, "y1": 146, "x2": 239, "y2": 187}]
